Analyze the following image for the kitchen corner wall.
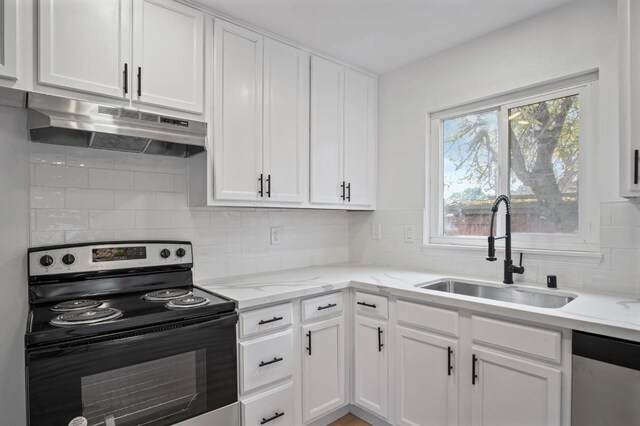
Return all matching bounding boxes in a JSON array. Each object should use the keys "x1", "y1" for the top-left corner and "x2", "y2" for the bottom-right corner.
[
  {"x1": 29, "y1": 143, "x2": 349, "y2": 282},
  {"x1": 349, "y1": 0, "x2": 640, "y2": 296}
]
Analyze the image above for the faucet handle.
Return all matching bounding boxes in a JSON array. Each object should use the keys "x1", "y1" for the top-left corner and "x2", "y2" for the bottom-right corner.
[{"x1": 486, "y1": 236, "x2": 497, "y2": 261}]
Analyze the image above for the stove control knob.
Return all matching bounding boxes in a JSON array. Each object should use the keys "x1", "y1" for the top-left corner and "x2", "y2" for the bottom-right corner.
[
  {"x1": 176, "y1": 248, "x2": 186, "y2": 258},
  {"x1": 39, "y1": 255, "x2": 54, "y2": 267},
  {"x1": 160, "y1": 249, "x2": 171, "y2": 259},
  {"x1": 62, "y1": 254, "x2": 76, "y2": 265}
]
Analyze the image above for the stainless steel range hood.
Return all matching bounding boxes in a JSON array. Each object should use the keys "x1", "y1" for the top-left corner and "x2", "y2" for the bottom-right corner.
[{"x1": 27, "y1": 93, "x2": 207, "y2": 157}]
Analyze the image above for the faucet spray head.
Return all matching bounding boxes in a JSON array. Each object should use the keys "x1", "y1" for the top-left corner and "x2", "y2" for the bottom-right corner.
[{"x1": 486, "y1": 236, "x2": 497, "y2": 261}]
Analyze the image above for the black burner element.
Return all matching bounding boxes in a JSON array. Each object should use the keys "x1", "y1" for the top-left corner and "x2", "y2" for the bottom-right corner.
[
  {"x1": 50, "y1": 299, "x2": 101, "y2": 312},
  {"x1": 50, "y1": 308, "x2": 123, "y2": 327},
  {"x1": 166, "y1": 296, "x2": 210, "y2": 309},
  {"x1": 143, "y1": 288, "x2": 191, "y2": 301}
]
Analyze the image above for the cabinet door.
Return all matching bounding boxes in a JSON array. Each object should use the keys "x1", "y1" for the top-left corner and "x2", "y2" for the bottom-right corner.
[
  {"x1": 38, "y1": 0, "x2": 130, "y2": 98},
  {"x1": 301, "y1": 316, "x2": 346, "y2": 423},
  {"x1": 213, "y1": 20, "x2": 263, "y2": 201},
  {"x1": 0, "y1": 0, "x2": 17, "y2": 80},
  {"x1": 263, "y1": 38, "x2": 309, "y2": 203},
  {"x1": 621, "y1": 0, "x2": 640, "y2": 196},
  {"x1": 470, "y1": 348, "x2": 561, "y2": 426},
  {"x1": 354, "y1": 316, "x2": 388, "y2": 419},
  {"x1": 132, "y1": 0, "x2": 204, "y2": 113},
  {"x1": 310, "y1": 56, "x2": 344, "y2": 205},
  {"x1": 395, "y1": 326, "x2": 458, "y2": 426},
  {"x1": 343, "y1": 69, "x2": 376, "y2": 208}
]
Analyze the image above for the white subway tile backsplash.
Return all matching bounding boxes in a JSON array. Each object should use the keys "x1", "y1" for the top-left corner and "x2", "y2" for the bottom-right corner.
[
  {"x1": 31, "y1": 187, "x2": 65, "y2": 209},
  {"x1": 65, "y1": 230, "x2": 114, "y2": 243},
  {"x1": 157, "y1": 157, "x2": 188, "y2": 175},
  {"x1": 242, "y1": 211, "x2": 269, "y2": 226},
  {"x1": 65, "y1": 188, "x2": 114, "y2": 210},
  {"x1": 611, "y1": 203, "x2": 640, "y2": 226},
  {"x1": 66, "y1": 147, "x2": 114, "y2": 169},
  {"x1": 191, "y1": 228, "x2": 227, "y2": 245},
  {"x1": 36, "y1": 209, "x2": 89, "y2": 231},
  {"x1": 89, "y1": 169, "x2": 134, "y2": 190},
  {"x1": 90, "y1": 210, "x2": 135, "y2": 230},
  {"x1": 227, "y1": 227, "x2": 256, "y2": 244},
  {"x1": 30, "y1": 143, "x2": 66, "y2": 165},
  {"x1": 35, "y1": 165, "x2": 88, "y2": 188},
  {"x1": 173, "y1": 175, "x2": 188, "y2": 193},
  {"x1": 255, "y1": 256, "x2": 282, "y2": 273},
  {"x1": 114, "y1": 191, "x2": 157, "y2": 210},
  {"x1": 115, "y1": 153, "x2": 157, "y2": 172},
  {"x1": 157, "y1": 192, "x2": 188, "y2": 210},
  {"x1": 134, "y1": 211, "x2": 174, "y2": 229},
  {"x1": 113, "y1": 229, "x2": 158, "y2": 240},
  {"x1": 134, "y1": 172, "x2": 173, "y2": 192},
  {"x1": 174, "y1": 211, "x2": 209, "y2": 228},
  {"x1": 31, "y1": 231, "x2": 65, "y2": 246},
  {"x1": 227, "y1": 258, "x2": 256, "y2": 276},
  {"x1": 210, "y1": 211, "x2": 243, "y2": 228}
]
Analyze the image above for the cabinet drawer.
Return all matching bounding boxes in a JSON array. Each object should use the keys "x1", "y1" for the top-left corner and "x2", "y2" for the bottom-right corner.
[
  {"x1": 354, "y1": 291, "x2": 388, "y2": 319},
  {"x1": 396, "y1": 300, "x2": 459, "y2": 337},
  {"x1": 240, "y1": 303, "x2": 293, "y2": 338},
  {"x1": 242, "y1": 382, "x2": 294, "y2": 426},
  {"x1": 471, "y1": 315, "x2": 561, "y2": 363},
  {"x1": 240, "y1": 330, "x2": 293, "y2": 393},
  {"x1": 302, "y1": 292, "x2": 344, "y2": 321}
]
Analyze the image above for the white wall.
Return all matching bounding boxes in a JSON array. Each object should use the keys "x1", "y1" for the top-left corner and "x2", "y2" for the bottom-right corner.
[
  {"x1": 350, "y1": 0, "x2": 640, "y2": 295},
  {"x1": 0, "y1": 106, "x2": 29, "y2": 424},
  {"x1": 29, "y1": 143, "x2": 349, "y2": 282}
]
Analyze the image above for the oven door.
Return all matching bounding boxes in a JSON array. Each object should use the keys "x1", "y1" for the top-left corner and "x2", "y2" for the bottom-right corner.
[{"x1": 26, "y1": 313, "x2": 238, "y2": 426}]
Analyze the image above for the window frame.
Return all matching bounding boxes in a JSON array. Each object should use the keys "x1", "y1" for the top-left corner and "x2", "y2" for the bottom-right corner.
[{"x1": 427, "y1": 80, "x2": 599, "y2": 253}]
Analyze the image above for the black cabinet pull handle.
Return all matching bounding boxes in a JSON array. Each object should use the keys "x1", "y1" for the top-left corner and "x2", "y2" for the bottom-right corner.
[
  {"x1": 340, "y1": 181, "x2": 346, "y2": 200},
  {"x1": 259, "y1": 357, "x2": 284, "y2": 367},
  {"x1": 317, "y1": 303, "x2": 337, "y2": 311},
  {"x1": 377, "y1": 326, "x2": 383, "y2": 352},
  {"x1": 634, "y1": 149, "x2": 639, "y2": 185},
  {"x1": 306, "y1": 331, "x2": 312, "y2": 355},
  {"x1": 472, "y1": 354, "x2": 478, "y2": 385},
  {"x1": 347, "y1": 183, "x2": 351, "y2": 202},
  {"x1": 260, "y1": 412, "x2": 284, "y2": 425},
  {"x1": 357, "y1": 301, "x2": 376, "y2": 308},
  {"x1": 137, "y1": 66, "x2": 142, "y2": 96},
  {"x1": 447, "y1": 346, "x2": 453, "y2": 376},
  {"x1": 258, "y1": 316, "x2": 283, "y2": 325},
  {"x1": 266, "y1": 174, "x2": 271, "y2": 198},
  {"x1": 123, "y1": 63, "x2": 128, "y2": 94},
  {"x1": 258, "y1": 173, "x2": 264, "y2": 197}
]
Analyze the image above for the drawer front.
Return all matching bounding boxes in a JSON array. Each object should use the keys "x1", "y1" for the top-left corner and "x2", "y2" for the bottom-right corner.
[
  {"x1": 242, "y1": 382, "x2": 295, "y2": 426},
  {"x1": 240, "y1": 303, "x2": 293, "y2": 338},
  {"x1": 471, "y1": 315, "x2": 561, "y2": 363},
  {"x1": 354, "y1": 291, "x2": 388, "y2": 319},
  {"x1": 396, "y1": 300, "x2": 459, "y2": 337},
  {"x1": 302, "y1": 292, "x2": 344, "y2": 322},
  {"x1": 240, "y1": 330, "x2": 293, "y2": 393}
]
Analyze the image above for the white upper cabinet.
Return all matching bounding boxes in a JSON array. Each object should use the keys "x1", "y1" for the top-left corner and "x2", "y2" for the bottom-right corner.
[
  {"x1": 132, "y1": 0, "x2": 204, "y2": 113},
  {"x1": 0, "y1": 0, "x2": 18, "y2": 81},
  {"x1": 310, "y1": 56, "x2": 345, "y2": 205},
  {"x1": 344, "y1": 69, "x2": 376, "y2": 207},
  {"x1": 38, "y1": 0, "x2": 130, "y2": 98},
  {"x1": 263, "y1": 38, "x2": 310, "y2": 203},
  {"x1": 212, "y1": 20, "x2": 263, "y2": 201},
  {"x1": 310, "y1": 56, "x2": 376, "y2": 209}
]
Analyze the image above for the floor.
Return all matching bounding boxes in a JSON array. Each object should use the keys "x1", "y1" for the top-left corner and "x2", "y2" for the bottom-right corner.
[{"x1": 328, "y1": 414, "x2": 371, "y2": 426}]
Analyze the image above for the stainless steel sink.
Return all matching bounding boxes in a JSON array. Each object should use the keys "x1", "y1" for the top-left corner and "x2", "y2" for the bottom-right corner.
[{"x1": 419, "y1": 280, "x2": 575, "y2": 309}]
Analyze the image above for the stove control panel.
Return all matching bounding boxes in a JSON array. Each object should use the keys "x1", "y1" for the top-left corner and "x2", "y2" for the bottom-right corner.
[{"x1": 28, "y1": 241, "x2": 193, "y2": 278}]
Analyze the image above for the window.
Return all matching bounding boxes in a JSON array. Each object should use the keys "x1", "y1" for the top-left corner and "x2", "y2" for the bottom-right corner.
[{"x1": 429, "y1": 80, "x2": 597, "y2": 252}]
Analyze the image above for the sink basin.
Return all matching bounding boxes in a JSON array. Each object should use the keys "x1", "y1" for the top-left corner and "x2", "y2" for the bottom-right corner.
[{"x1": 419, "y1": 280, "x2": 575, "y2": 309}]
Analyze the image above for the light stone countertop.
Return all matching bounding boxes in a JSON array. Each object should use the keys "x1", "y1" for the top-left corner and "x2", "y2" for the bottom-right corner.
[{"x1": 196, "y1": 264, "x2": 640, "y2": 343}]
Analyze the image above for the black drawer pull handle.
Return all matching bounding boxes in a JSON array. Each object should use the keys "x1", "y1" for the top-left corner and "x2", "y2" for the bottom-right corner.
[
  {"x1": 258, "y1": 173, "x2": 264, "y2": 197},
  {"x1": 261, "y1": 412, "x2": 284, "y2": 424},
  {"x1": 266, "y1": 174, "x2": 271, "y2": 198},
  {"x1": 306, "y1": 330, "x2": 312, "y2": 355},
  {"x1": 472, "y1": 354, "x2": 478, "y2": 385},
  {"x1": 259, "y1": 357, "x2": 284, "y2": 367},
  {"x1": 357, "y1": 301, "x2": 376, "y2": 308},
  {"x1": 447, "y1": 346, "x2": 453, "y2": 376},
  {"x1": 317, "y1": 303, "x2": 337, "y2": 311},
  {"x1": 137, "y1": 66, "x2": 142, "y2": 96},
  {"x1": 123, "y1": 63, "x2": 128, "y2": 94},
  {"x1": 258, "y1": 316, "x2": 283, "y2": 325},
  {"x1": 377, "y1": 326, "x2": 383, "y2": 352},
  {"x1": 346, "y1": 182, "x2": 351, "y2": 202},
  {"x1": 634, "y1": 149, "x2": 639, "y2": 185},
  {"x1": 340, "y1": 181, "x2": 346, "y2": 200}
]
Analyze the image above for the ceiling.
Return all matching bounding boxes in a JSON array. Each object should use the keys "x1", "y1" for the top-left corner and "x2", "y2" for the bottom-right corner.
[{"x1": 195, "y1": 0, "x2": 574, "y2": 74}]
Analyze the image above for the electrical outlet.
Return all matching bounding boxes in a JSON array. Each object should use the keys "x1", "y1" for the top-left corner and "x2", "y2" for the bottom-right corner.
[
  {"x1": 270, "y1": 227, "x2": 282, "y2": 245},
  {"x1": 404, "y1": 225, "x2": 416, "y2": 243},
  {"x1": 372, "y1": 223, "x2": 382, "y2": 240}
]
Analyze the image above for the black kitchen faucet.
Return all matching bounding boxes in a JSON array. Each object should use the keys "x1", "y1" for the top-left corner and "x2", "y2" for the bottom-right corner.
[{"x1": 486, "y1": 195, "x2": 525, "y2": 284}]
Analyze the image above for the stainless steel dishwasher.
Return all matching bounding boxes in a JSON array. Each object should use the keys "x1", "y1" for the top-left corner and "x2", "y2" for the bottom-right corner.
[{"x1": 572, "y1": 331, "x2": 640, "y2": 426}]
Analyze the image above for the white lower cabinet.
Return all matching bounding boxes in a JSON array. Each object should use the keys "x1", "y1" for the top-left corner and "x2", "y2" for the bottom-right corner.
[
  {"x1": 242, "y1": 382, "x2": 294, "y2": 426},
  {"x1": 470, "y1": 347, "x2": 562, "y2": 426},
  {"x1": 353, "y1": 315, "x2": 388, "y2": 419},
  {"x1": 395, "y1": 326, "x2": 459, "y2": 426},
  {"x1": 301, "y1": 315, "x2": 346, "y2": 423},
  {"x1": 239, "y1": 330, "x2": 293, "y2": 394}
]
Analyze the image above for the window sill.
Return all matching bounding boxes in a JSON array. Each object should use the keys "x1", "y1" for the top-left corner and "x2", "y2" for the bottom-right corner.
[{"x1": 421, "y1": 242, "x2": 604, "y2": 268}]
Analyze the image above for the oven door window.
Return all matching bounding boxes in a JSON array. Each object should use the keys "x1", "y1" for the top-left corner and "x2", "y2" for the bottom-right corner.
[{"x1": 26, "y1": 314, "x2": 237, "y2": 426}]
